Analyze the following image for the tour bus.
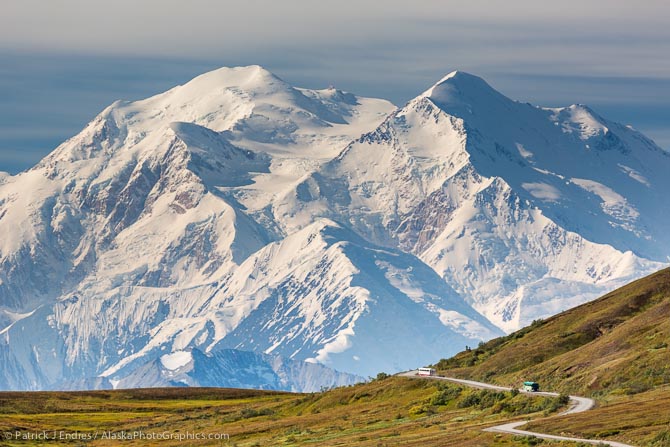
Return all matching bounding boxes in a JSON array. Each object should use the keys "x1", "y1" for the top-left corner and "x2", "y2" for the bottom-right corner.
[
  {"x1": 418, "y1": 367, "x2": 437, "y2": 376},
  {"x1": 523, "y1": 381, "x2": 540, "y2": 392}
]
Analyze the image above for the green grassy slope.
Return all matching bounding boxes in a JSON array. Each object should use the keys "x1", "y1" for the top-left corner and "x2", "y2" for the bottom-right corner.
[
  {"x1": 526, "y1": 385, "x2": 670, "y2": 446},
  {"x1": 437, "y1": 268, "x2": 670, "y2": 397},
  {"x1": 435, "y1": 267, "x2": 670, "y2": 446},
  {"x1": 0, "y1": 378, "x2": 584, "y2": 446}
]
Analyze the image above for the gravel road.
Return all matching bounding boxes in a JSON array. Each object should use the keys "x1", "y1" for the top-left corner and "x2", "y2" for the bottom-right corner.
[{"x1": 400, "y1": 371, "x2": 635, "y2": 447}]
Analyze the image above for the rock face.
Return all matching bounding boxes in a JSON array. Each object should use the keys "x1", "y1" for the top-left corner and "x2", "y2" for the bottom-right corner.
[{"x1": 0, "y1": 66, "x2": 666, "y2": 390}]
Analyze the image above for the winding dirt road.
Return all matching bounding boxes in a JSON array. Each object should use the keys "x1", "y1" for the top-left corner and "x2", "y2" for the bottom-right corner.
[{"x1": 400, "y1": 371, "x2": 635, "y2": 447}]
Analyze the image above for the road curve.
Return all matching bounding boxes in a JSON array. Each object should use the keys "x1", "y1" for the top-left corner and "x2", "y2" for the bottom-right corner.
[{"x1": 399, "y1": 371, "x2": 635, "y2": 447}]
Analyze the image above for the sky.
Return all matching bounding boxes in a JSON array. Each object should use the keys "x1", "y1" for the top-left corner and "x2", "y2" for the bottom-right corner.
[{"x1": 2, "y1": 0, "x2": 669, "y2": 174}]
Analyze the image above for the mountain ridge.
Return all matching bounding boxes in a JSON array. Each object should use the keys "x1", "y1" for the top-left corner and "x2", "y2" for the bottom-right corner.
[{"x1": 277, "y1": 69, "x2": 665, "y2": 329}]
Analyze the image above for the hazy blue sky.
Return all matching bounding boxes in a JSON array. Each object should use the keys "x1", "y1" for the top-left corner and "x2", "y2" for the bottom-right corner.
[{"x1": 2, "y1": 0, "x2": 669, "y2": 173}]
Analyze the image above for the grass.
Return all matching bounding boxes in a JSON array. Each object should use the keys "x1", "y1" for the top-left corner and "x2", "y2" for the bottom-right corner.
[
  {"x1": 526, "y1": 385, "x2": 670, "y2": 446},
  {"x1": 435, "y1": 268, "x2": 670, "y2": 396},
  {"x1": 435, "y1": 267, "x2": 670, "y2": 445},
  {"x1": 0, "y1": 377, "x2": 588, "y2": 446}
]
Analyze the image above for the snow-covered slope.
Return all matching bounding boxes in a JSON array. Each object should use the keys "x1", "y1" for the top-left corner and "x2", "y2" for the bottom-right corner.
[
  {"x1": 0, "y1": 66, "x2": 393, "y2": 313},
  {"x1": 116, "y1": 348, "x2": 362, "y2": 392},
  {"x1": 208, "y1": 219, "x2": 502, "y2": 375},
  {"x1": 0, "y1": 218, "x2": 502, "y2": 388},
  {"x1": 277, "y1": 71, "x2": 667, "y2": 330},
  {"x1": 0, "y1": 66, "x2": 667, "y2": 390}
]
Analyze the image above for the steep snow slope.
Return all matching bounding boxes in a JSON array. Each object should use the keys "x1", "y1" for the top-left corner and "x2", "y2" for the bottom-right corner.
[
  {"x1": 207, "y1": 219, "x2": 502, "y2": 376},
  {"x1": 423, "y1": 72, "x2": 670, "y2": 260},
  {"x1": 0, "y1": 65, "x2": 394, "y2": 314},
  {"x1": 277, "y1": 71, "x2": 666, "y2": 330}
]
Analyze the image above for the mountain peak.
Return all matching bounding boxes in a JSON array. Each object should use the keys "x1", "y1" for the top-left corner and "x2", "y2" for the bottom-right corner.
[
  {"x1": 422, "y1": 70, "x2": 489, "y2": 95},
  {"x1": 187, "y1": 65, "x2": 280, "y2": 87},
  {"x1": 164, "y1": 64, "x2": 287, "y2": 102},
  {"x1": 435, "y1": 69, "x2": 476, "y2": 83},
  {"x1": 419, "y1": 70, "x2": 511, "y2": 115}
]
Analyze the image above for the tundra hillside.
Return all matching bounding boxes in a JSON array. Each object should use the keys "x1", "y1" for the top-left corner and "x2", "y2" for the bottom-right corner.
[{"x1": 436, "y1": 267, "x2": 670, "y2": 446}]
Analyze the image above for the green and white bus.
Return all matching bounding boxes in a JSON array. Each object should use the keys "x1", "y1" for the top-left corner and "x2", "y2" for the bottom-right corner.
[{"x1": 523, "y1": 381, "x2": 539, "y2": 392}]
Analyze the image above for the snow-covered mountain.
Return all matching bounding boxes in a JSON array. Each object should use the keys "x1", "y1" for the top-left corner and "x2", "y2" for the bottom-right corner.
[
  {"x1": 53, "y1": 348, "x2": 362, "y2": 392},
  {"x1": 115, "y1": 348, "x2": 362, "y2": 392},
  {"x1": 277, "y1": 71, "x2": 667, "y2": 330},
  {"x1": 0, "y1": 66, "x2": 667, "y2": 390}
]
